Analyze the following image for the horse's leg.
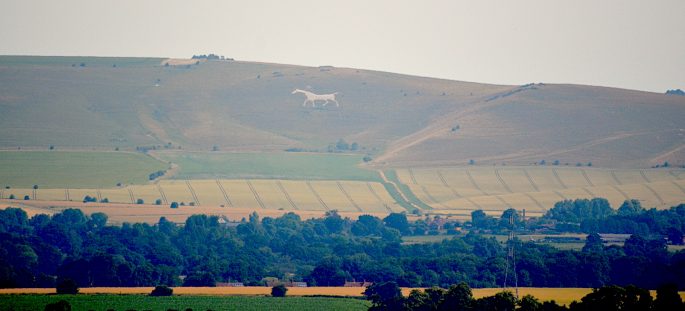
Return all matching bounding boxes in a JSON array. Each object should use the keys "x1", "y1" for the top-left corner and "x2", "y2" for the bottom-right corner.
[
  {"x1": 303, "y1": 99, "x2": 309, "y2": 107},
  {"x1": 332, "y1": 99, "x2": 339, "y2": 107}
]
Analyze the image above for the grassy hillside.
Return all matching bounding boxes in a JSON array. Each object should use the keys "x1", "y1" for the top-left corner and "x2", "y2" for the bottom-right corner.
[
  {"x1": 1, "y1": 56, "x2": 683, "y2": 168},
  {"x1": 0, "y1": 151, "x2": 167, "y2": 188}
]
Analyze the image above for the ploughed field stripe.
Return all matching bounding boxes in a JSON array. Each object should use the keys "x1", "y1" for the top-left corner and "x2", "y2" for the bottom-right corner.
[
  {"x1": 306, "y1": 181, "x2": 329, "y2": 211},
  {"x1": 128, "y1": 188, "x2": 135, "y2": 203},
  {"x1": 522, "y1": 169, "x2": 540, "y2": 192},
  {"x1": 157, "y1": 184, "x2": 168, "y2": 204},
  {"x1": 642, "y1": 183, "x2": 665, "y2": 205},
  {"x1": 216, "y1": 179, "x2": 233, "y2": 207},
  {"x1": 437, "y1": 170, "x2": 463, "y2": 200},
  {"x1": 580, "y1": 169, "x2": 594, "y2": 187},
  {"x1": 185, "y1": 180, "x2": 200, "y2": 205},
  {"x1": 465, "y1": 169, "x2": 487, "y2": 195},
  {"x1": 523, "y1": 193, "x2": 545, "y2": 211},
  {"x1": 639, "y1": 170, "x2": 651, "y2": 183},
  {"x1": 610, "y1": 171, "x2": 623, "y2": 185},
  {"x1": 276, "y1": 180, "x2": 298, "y2": 210},
  {"x1": 366, "y1": 182, "x2": 392, "y2": 212},
  {"x1": 672, "y1": 181, "x2": 685, "y2": 194},
  {"x1": 336, "y1": 182, "x2": 362, "y2": 212},
  {"x1": 494, "y1": 169, "x2": 513, "y2": 193},
  {"x1": 553, "y1": 169, "x2": 569, "y2": 189},
  {"x1": 611, "y1": 185, "x2": 630, "y2": 200},
  {"x1": 408, "y1": 168, "x2": 418, "y2": 184},
  {"x1": 245, "y1": 180, "x2": 266, "y2": 209}
]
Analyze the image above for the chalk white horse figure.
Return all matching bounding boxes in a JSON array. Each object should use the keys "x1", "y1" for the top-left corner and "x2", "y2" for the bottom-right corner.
[{"x1": 292, "y1": 89, "x2": 339, "y2": 107}]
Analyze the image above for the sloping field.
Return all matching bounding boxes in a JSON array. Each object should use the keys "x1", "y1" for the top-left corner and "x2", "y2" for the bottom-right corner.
[
  {"x1": 1, "y1": 179, "x2": 404, "y2": 215},
  {"x1": 395, "y1": 166, "x2": 685, "y2": 218}
]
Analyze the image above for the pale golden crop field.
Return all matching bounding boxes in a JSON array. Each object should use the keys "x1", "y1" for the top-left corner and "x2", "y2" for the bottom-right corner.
[{"x1": 396, "y1": 167, "x2": 685, "y2": 216}]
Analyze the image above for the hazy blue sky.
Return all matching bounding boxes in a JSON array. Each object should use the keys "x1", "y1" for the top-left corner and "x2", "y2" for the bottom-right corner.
[{"x1": 1, "y1": 0, "x2": 683, "y2": 92}]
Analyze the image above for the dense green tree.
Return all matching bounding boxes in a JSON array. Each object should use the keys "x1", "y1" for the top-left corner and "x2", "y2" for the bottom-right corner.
[
  {"x1": 55, "y1": 278, "x2": 78, "y2": 294},
  {"x1": 271, "y1": 284, "x2": 287, "y2": 297},
  {"x1": 653, "y1": 283, "x2": 683, "y2": 311},
  {"x1": 383, "y1": 213, "x2": 410, "y2": 235},
  {"x1": 364, "y1": 281, "x2": 405, "y2": 311}
]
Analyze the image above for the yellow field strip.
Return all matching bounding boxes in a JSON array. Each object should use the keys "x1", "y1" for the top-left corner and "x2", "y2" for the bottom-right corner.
[
  {"x1": 8, "y1": 287, "x2": 677, "y2": 305},
  {"x1": 398, "y1": 167, "x2": 685, "y2": 212}
]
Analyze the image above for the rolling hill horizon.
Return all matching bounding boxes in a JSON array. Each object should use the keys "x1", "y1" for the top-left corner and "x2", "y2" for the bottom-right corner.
[{"x1": 1, "y1": 55, "x2": 684, "y2": 168}]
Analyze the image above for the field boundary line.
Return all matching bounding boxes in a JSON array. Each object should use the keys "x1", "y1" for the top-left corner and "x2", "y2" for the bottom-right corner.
[
  {"x1": 639, "y1": 170, "x2": 652, "y2": 183},
  {"x1": 185, "y1": 180, "x2": 201, "y2": 205},
  {"x1": 670, "y1": 170, "x2": 683, "y2": 180},
  {"x1": 553, "y1": 190, "x2": 568, "y2": 201},
  {"x1": 494, "y1": 169, "x2": 513, "y2": 193},
  {"x1": 127, "y1": 188, "x2": 135, "y2": 203},
  {"x1": 0, "y1": 189, "x2": 3, "y2": 199},
  {"x1": 611, "y1": 185, "x2": 630, "y2": 200},
  {"x1": 465, "y1": 169, "x2": 487, "y2": 195},
  {"x1": 276, "y1": 180, "x2": 298, "y2": 210},
  {"x1": 408, "y1": 168, "x2": 418, "y2": 184},
  {"x1": 582, "y1": 187, "x2": 596, "y2": 197},
  {"x1": 336, "y1": 182, "x2": 362, "y2": 212},
  {"x1": 552, "y1": 169, "x2": 569, "y2": 189},
  {"x1": 366, "y1": 182, "x2": 392, "y2": 212},
  {"x1": 642, "y1": 183, "x2": 665, "y2": 205},
  {"x1": 610, "y1": 171, "x2": 623, "y2": 185},
  {"x1": 306, "y1": 181, "x2": 329, "y2": 211},
  {"x1": 579, "y1": 169, "x2": 594, "y2": 187},
  {"x1": 65, "y1": 189, "x2": 70, "y2": 201},
  {"x1": 157, "y1": 184, "x2": 168, "y2": 204},
  {"x1": 672, "y1": 181, "x2": 685, "y2": 194},
  {"x1": 95, "y1": 190, "x2": 102, "y2": 202},
  {"x1": 246, "y1": 180, "x2": 266, "y2": 209},
  {"x1": 523, "y1": 193, "x2": 545, "y2": 211},
  {"x1": 522, "y1": 169, "x2": 540, "y2": 192},
  {"x1": 437, "y1": 170, "x2": 463, "y2": 200},
  {"x1": 216, "y1": 180, "x2": 233, "y2": 207},
  {"x1": 33, "y1": 188, "x2": 37, "y2": 200}
]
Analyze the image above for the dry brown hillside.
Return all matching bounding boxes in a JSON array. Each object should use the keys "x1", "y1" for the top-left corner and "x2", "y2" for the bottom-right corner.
[{"x1": 1, "y1": 56, "x2": 683, "y2": 168}]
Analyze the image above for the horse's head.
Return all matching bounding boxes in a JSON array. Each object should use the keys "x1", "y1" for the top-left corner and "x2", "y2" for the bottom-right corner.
[{"x1": 291, "y1": 89, "x2": 300, "y2": 94}]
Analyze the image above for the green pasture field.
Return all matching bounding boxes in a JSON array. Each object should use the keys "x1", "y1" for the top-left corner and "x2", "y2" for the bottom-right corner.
[
  {"x1": 0, "y1": 151, "x2": 167, "y2": 188},
  {"x1": 0, "y1": 294, "x2": 370, "y2": 311},
  {"x1": 157, "y1": 152, "x2": 380, "y2": 181},
  {"x1": 0, "y1": 55, "x2": 164, "y2": 67}
]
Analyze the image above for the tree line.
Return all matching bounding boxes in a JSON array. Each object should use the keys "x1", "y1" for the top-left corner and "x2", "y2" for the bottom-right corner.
[{"x1": 1, "y1": 206, "x2": 685, "y2": 289}]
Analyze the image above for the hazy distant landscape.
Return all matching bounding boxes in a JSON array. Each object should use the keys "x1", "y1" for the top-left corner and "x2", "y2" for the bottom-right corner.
[{"x1": 1, "y1": 55, "x2": 684, "y2": 310}]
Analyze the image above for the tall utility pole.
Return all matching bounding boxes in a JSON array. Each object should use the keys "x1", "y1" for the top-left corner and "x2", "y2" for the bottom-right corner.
[{"x1": 503, "y1": 210, "x2": 519, "y2": 298}]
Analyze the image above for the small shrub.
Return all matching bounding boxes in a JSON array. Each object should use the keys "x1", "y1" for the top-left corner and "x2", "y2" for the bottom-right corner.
[
  {"x1": 9, "y1": 194, "x2": 16, "y2": 200},
  {"x1": 150, "y1": 285, "x2": 173, "y2": 296},
  {"x1": 170, "y1": 202, "x2": 179, "y2": 209},
  {"x1": 137, "y1": 199, "x2": 144, "y2": 204},
  {"x1": 271, "y1": 284, "x2": 288, "y2": 297},
  {"x1": 155, "y1": 199, "x2": 162, "y2": 205},
  {"x1": 24, "y1": 195, "x2": 30, "y2": 200}
]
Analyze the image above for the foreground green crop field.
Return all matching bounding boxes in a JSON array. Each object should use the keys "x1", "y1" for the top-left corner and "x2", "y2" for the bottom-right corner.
[
  {"x1": 0, "y1": 151, "x2": 167, "y2": 188},
  {"x1": 156, "y1": 151, "x2": 379, "y2": 181},
  {"x1": 0, "y1": 294, "x2": 370, "y2": 311}
]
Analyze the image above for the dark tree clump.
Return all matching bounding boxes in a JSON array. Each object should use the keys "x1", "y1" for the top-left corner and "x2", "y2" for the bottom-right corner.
[{"x1": 271, "y1": 284, "x2": 287, "y2": 297}]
